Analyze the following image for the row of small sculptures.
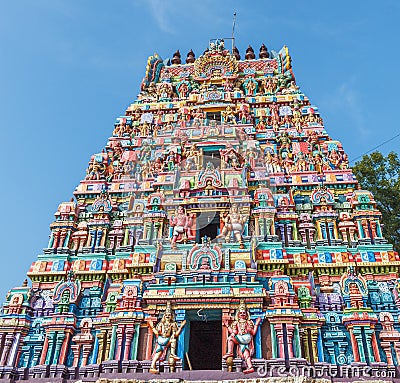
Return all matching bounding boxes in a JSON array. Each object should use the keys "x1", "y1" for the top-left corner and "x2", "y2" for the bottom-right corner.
[
  {"x1": 265, "y1": 149, "x2": 349, "y2": 174},
  {"x1": 139, "y1": 72, "x2": 298, "y2": 102},
  {"x1": 147, "y1": 300, "x2": 260, "y2": 374},
  {"x1": 113, "y1": 108, "x2": 323, "y2": 142},
  {"x1": 126, "y1": 99, "x2": 312, "y2": 124},
  {"x1": 85, "y1": 143, "x2": 348, "y2": 183}
]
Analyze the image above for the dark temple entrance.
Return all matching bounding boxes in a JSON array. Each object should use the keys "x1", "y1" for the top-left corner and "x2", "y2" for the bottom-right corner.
[
  {"x1": 188, "y1": 320, "x2": 222, "y2": 370},
  {"x1": 197, "y1": 212, "x2": 220, "y2": 242}
]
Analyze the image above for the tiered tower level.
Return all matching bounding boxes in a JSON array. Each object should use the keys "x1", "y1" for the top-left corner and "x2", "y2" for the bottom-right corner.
[{"x1": 1, "y1": 41, "x2": 399, "y2": 381}]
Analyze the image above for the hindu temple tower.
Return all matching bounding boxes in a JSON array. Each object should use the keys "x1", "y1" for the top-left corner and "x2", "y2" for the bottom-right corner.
[{"x1": 0, "y1": 40, "x2": 399, "y2": 382}]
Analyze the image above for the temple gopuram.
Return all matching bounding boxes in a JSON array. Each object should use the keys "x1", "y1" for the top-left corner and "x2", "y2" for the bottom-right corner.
[{"x1": 1, "y1": 39, "x2": 399, "y2": 383}]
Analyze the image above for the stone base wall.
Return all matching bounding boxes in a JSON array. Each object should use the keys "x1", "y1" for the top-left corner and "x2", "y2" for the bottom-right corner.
[{"x1": 0, "y1": 360, "x2": 398, "y2": 383}]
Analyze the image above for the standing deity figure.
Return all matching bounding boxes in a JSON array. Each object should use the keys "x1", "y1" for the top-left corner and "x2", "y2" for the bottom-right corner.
[
  {"x1": 217, "y1": 204, "x2": 247, "y2": 248},
  {"x1": 223, "y1": 300, "x2": 262, "y2": 374},
  {"x1": 169, "y1": 205, "x2": 194, "y2": 249},
  {"x1": 147, "y1": 303, "x2": 186, "y2": 374}
]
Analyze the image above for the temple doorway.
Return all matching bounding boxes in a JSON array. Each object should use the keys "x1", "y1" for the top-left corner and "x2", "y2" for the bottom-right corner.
[
  {"x1": 206, "y1": 111, "x2": 222, "y2": 123},
  {"x1": 188, "y1": 320, "x2": 222, "y2": 370},
  {"x1": 197, "y1": 211, "x2": 220, "y2": 242},
  {"x1": 203, "y1": 149, "x2": 221, "y2": 169}
]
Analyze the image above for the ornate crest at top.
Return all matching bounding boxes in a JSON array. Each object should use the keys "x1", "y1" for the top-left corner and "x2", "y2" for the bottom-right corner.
[{"x1": 194, "y1": 40, "x2": 238, "y2": 81}]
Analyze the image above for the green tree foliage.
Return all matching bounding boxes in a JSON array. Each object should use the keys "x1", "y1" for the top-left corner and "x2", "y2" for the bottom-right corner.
[{"x1": 352, "y1": 151, "x2": 400, "y2": 252}]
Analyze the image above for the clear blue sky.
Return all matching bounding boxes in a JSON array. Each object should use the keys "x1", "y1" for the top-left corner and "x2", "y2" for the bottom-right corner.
[{"x1": 0, "y1": 0, "x2": 399, "y2": 301}]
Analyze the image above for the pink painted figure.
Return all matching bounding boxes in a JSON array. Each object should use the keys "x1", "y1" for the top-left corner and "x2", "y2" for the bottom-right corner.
[
  {"x1": 169, "y1": 205, "x2": 193, "y2": 249},
  {"x1": 223, "y1": 300, "x2": 262, "y2": 374}
]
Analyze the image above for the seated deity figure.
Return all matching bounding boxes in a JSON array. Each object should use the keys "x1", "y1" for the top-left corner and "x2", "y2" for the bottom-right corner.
[
  {"x1": 192, "y1": 107, "x2": 205, "y2": 126},
  {"x1": 222, "y1": 106, "x2": 237, "y2": 125},
  {"x1": 216, "y1": 204, "x2": 247, "y2": 248},
  {"x1": 147, "y1": 303, "x2": 186, "y2": 374},
  {"x1": 223, "y1": 300, "x2": 262, "y2": 374},
  {"x1": 183, "y1": 144, "x2": 201, "y2": 170},
  {"x1": 169, "y1": 205, "x2": 194, "y2": 249}
]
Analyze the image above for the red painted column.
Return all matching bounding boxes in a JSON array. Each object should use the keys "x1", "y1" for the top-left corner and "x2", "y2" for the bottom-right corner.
[
  {"x1": 71, "y1": 345, "x2": 81, "y2": 367},
  {"x1": 81, "y1": 344, "x2": 93, "y2": 366},
  {"x1": 39, "y1": 336, "x2": 49, "y2": 365},
  {"x1": 349, "y1": 329, "x2": 360, "y2": 362},
  {"x1": 371, "y1": 332, "x2": 381, "y2": 362},
  {"x1": 115, "y1": 326, "x2": 125, "y2": 361},
  {"x1": 123, "y1": 326, "x2": 135, "y2": 360},
  {"x1": 275, "y1": 324, "x2": 284, "y2": 358},
  {"x1": 145, "y1": 331, "x2": 154, "y2": 360},
  {"x1": 222, "y1": 309, "x2": 231, "y2": 357}
]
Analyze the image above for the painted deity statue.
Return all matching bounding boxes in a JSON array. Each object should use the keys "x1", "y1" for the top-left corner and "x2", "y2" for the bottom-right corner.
[
  {"x1": 147, "y1": 303, "x2": 186, "y2": 374},
  {"x1": 223, "y1": 300, "x2": 262, "y2": 374},
  {"x1": 169, "y1": 205, "x2": 194, "y2": 249},
  {"x1": 217, "y1": 204, "x2": 247, "y2": 248},
  {"x1": 183, "y1": 144, "x2": 201, "y2": 170}
]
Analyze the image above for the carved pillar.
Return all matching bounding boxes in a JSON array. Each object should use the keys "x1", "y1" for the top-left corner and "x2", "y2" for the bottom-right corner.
[
  {"x1": 367, "y1": 330, "x2": 380, "y2": 362},
  {"x1": 310, "y1": 329, "x2": 319, "y2": 363},
  {"x1": 5, "y1": 333, "x2": 15, "y2": 366},
  {"x1": 394, "y1": 342, "x2": 400, "y2": 364},
  {"x1": 115, "y1": 326, "x2": 124, "y2": 361},
  {"x1": 108, "y1": 325, "x2": 117, "y2": 360},
  {"x1": 109, "y1": 234, "x2": 116, "y2": 251},
  {"x1": 361, "y1": 220, "x2": 370, "y2": 239},
  {"x1": 87, "y1": 230, "x2": 94, "y2": 247},
  {"x1": 175, "y1": 309, "x2": 186, "y2": 360},
  {"x1": 20, "y1": 346, "x2": 30, "y2": 368},
  {"x1": 99, "y1": 229, "x2": 106, "y2": 247},
  {"x1": 48, "y1": 233, "x2": 55, "y2": 248},
  {"x1": 145, "y1": 330, "x2": 154, "y2": 360},
  {"x1": 254, "y1": 216, "x2": 261, "y2": 236},
  {"x1": 29, "y1": 345, "x2": 40, "y2": 366},
  {"x1": 59, "y1": 230, "x2": 67, "y2": 248},
  {"x1": 222, "y1": 309, "x2": 231, "y2": 358},
  {"x1": 96, "y1": 332, "x2": 105, "y2": 364},
  {"x1": 52, "y1": 231, "x2": 60, "y2": 248},
  {"x1": 351, "y1": 328, "x2": 364, "y2": 362},
  {"x1": 13, "y1": 334, "x2": 25, "y2": 367},
  {"x1": 286, "y1": 324, "x2": 294, "y2": 358},
  {"x1": 130, "y1": 324, "x2": 140, "y2": 360},
  {"x1": 105, "y1": 331, "x2": 112, "y2": 360},
  {"x1": 59, "y1": 331, "x2": 71, "y2": 365},
  {"x1": 45, "y1": 332, "x2": 56, "y2": 364},
  {"x1": 381, "y1": 341, "x2": 393, "y2": 365},
  {"x1": 0, "y1": 334, "x2": 14, "y2": 365},
  {"x1": 270, "y1": 323, "x2": 277, "y2": 358},
  {"x1": 122, "y1": 228, "x2": 129, "y2": 246},
  {"x1": 81, "y1": 344, "x2": 93, "y2": 366},
  {"x1": 90, "y1": 331, "x2": 99, "y2": 364},
  {"x1": 123, "y1": 326, "x2": 135, "y2": 360},
  {"x1": 275, "y1": 324, "x2": 284, "y2": 358},
  {"x1": 339, "y1": 226, "x2": 348, "y2": 242},
  {"x1": 39, "y1": 335, "x2": 49, "y2": 365},
  {"x1": 71, "y1": 344, "x2": 81, "y2": 367},
  {"x1": 301, "y1": 330, "x2": 310, "y2": 361},
  {"x1": 324, "y1": 341, "x2": 336, "y2": 364},
  {"x1": 52, "y1": 332, "x2": 65, "y2": 364}
]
